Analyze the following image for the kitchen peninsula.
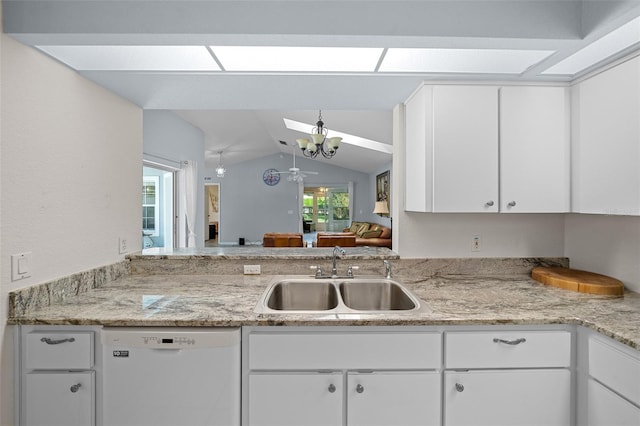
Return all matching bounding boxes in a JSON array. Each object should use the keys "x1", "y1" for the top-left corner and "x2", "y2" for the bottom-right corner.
[
  {"x1": 8, "y1": 249, "x2": 640, "y2": 346},
  {"x1": 9, "y1": 250, "x2": 640, "y2": 426}
]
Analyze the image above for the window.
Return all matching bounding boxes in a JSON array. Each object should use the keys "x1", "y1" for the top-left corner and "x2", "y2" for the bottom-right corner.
[{"x1": 142, "y1": 176, "x2": 160, "y2": 236}]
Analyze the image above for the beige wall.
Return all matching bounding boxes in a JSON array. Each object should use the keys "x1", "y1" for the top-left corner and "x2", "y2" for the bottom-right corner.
[{"x1": 0, "y1": 26, "x2": 143, "y2": 425}]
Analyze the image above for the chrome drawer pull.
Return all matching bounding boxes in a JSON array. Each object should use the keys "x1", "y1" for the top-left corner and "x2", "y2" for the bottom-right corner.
[
  {"x1": 70, "y1": 383, "x2": 82, "y2": 393},
  {"x1": 455, "y1": 383, "x2": 464, "y2": 392},
  {"x1": 328, "y1": 384, "x2": 336, "y2": 393},
  {"x1": 40, "y1": 337, "x2": 76, "y2": 345},
  {"x1": 356, "y1": 384, "x2": 364, "y2": 394},
  {"x1": 493, "y1": 337, "x2": 526, "y2": 345}
]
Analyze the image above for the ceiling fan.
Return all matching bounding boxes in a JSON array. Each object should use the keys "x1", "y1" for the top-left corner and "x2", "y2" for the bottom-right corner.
[{"x1": 275, "y1": 141, "x2": 319, "y2": 183}]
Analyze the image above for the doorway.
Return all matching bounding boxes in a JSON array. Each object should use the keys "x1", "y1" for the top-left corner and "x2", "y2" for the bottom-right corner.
[
  {"x1": 142, "y1": 165, "x2": 176, "y2": 249},
  {"x1": 205, "y1": 184, "x2": 220, "y2": 247},
  {"x1": 303, "y1": 183, "x2": 352, "y2": 234}
]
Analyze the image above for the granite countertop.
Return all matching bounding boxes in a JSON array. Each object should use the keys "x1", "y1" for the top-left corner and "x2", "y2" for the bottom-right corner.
[{"x1": 10, "y1": 272, "x2": 640, "y2": 350}]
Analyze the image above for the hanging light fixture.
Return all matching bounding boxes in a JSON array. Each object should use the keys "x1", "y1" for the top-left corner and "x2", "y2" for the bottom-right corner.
[
  {"x1": 215, "y1": 151, "x2": 226, "y2": 177},
  {"x1": 295, "y1": 110, "x2": 342, "y2": 159}
]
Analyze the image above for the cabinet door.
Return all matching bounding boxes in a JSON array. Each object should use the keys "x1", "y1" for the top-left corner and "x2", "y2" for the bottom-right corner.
[
  {"x1": 404, "y1": 85, "x2": 433, "y2": 212},
  {"x1": 500, "y1": 86, "x2": 570, "y2": 213},
  {"x1": 444, "y1": 369, "x2": 570, "y2": 426},
  {"x1": 588, "y1": 379, "x2": 640, "y2": 426},
  {"x1": 248, "y1": 372, "x2": 342, "y2": 426},
  {"x1": 24, "y1": 371, "x2": 94, "y2": 426},
  {"x1": 433, "y1": 85, "x2": 499, "y2": 212},
  {"x1": 347, "y1": 371, "x2": 441, "y2": 426},
  {"x1": 572, "y1": 56, "x2": 640, "y2": 215}
]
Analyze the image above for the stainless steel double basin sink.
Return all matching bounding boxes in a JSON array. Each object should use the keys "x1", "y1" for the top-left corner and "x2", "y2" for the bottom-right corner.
[{"x1": 255, "y1": 277, "x2": 428, "y2": 315}]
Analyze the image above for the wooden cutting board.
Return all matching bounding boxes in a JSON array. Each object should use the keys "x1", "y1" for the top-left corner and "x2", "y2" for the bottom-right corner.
[{"x1": 531, "y1": 267, "x2": 624, "y2": 296}]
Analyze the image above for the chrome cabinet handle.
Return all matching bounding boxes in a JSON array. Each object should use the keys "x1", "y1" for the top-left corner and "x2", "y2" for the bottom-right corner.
[
  {"x1": 493, "y1": 337, "x2": 526, "y2": 345},
  {"x1": 507, "y1": 201, "x2": 517, "y2": 207},
  {"x1": 328, "y1": 384, "x2": 336, "y2": 393},
  {"x1": 41, "y1": 337, "x2": 75, "y2": 345},
  {"x1": 356, "y1": 384, "x2": 364, "y2": 394},
  {"x1": 455, "y1": 383, "x2": 464, "y2": 392},
  {"x1": 70, "y1": 383, "x2": 82, "y2": 393},
  {"x1": 485, "y1": 201, "x2": 494, "y2": 207}
]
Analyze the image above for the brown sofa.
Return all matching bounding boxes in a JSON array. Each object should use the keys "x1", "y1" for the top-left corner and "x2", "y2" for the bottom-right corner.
[
  {"x1": 315, "y1": 232, "x2": 356, "y2": 247},
  {"x1": 263, "y1": 233, "x2": 304, "y2": 247},
  {"x1": 343, "y1": 222, "x2": 392, "y2": 248}
]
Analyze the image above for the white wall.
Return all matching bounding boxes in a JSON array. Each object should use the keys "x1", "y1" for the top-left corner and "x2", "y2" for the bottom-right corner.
[
  {"x1": 0, "y1": 30, "x2": 142, "y2": 425},
  {"x1": 143, "y1": 110, "x2": 206, "y2": 248},
  {"x1": 565, "y1": 214, "x2": 640, "y2": 292}
]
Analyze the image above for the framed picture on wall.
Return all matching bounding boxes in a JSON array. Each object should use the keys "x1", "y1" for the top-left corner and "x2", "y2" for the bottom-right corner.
[{"x1": 376, "y1": 170, "x2": 390, "y2": 203}]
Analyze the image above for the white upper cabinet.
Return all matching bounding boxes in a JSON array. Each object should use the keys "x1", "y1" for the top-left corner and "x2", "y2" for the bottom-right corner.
[
  {"x1": 572, "y1": 56, "x2": 640, "y2": 215},
  {"x1": 404, "y1": 84, "x2": 570, "y2": 213},
  {"x1": 432, "y1": 85, "x2": 499, "y2": 212},
  {"x1": 404, "y1": 85, "x2": 433, "y2": 212},
  {"x1": 500, "y1": 86, "x2": 570, "y2": 212}
]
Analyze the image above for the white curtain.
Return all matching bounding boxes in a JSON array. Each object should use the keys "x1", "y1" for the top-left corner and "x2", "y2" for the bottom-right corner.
[{"x1": 181, "y1": 160, "x2": 198, "y2": 247}]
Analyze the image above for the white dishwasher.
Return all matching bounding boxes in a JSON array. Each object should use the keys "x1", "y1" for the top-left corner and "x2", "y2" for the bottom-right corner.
[{"x1": 102, "y1": 327, "x2": 240, "y2": 426}]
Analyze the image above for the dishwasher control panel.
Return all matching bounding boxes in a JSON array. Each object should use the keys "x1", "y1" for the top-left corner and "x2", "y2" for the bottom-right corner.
[{"x1": 101, "y1": 327, "x2": 241, "y2": 350}]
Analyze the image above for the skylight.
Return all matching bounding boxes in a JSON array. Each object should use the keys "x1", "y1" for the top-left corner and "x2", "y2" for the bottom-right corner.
[
  {"x1": 35, "y1": 46, "x2": 221, "y2": 71},
  {"x1": 542, "y1": 16, "x2": 640, "y2": 75},
  {"x1": 378, "y1": 48, "x2": 555, "y2": 74},
  {"x1": 283, "y1": 118, "x2": 393, "y2": 155},
  {"x1": 210, "y1": 46, "x2": 384, "y2": 72}
]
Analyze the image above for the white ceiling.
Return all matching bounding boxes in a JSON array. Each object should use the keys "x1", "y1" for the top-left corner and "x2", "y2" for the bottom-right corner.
[{"x1": 5, "y1": 0, "x2": 640, "y2": 172}]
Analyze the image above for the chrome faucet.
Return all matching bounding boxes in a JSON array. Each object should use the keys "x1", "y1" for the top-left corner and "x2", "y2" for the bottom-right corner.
[
  {"x1": 383, "y1": 260, "x2": 392, "y2": 279},
  {"x1": 332, "y1": 246, "x2": 346, "y2": 278}
]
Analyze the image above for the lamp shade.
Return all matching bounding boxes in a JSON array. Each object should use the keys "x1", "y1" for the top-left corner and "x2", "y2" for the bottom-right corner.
[{"x1": 373, "y1": 201, "x2": 389, "y2": 215}]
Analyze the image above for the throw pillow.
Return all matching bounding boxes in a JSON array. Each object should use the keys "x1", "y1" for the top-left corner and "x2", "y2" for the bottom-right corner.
[
  {"x1": 356, "y1": 223, "x2": 370, "y2": 237},
  {"x1": 361, "y1": 229, "x2": 382, "y2": 239},
  {"x1": 349, "y1": 222, "x2": 361, "y2": 233}
]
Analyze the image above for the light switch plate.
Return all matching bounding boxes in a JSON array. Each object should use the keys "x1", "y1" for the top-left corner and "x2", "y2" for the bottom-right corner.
[{"x1": 12, "y1": 252, "x2": 32, "y2": 281}]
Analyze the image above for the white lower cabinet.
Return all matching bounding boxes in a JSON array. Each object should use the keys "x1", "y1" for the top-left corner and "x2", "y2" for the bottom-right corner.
[
  {"x1": 444, "y1": 369, "x2": 571, "y2": 426},
  {"x1": 586, "y1": 333, "x2": 640, "y2": 426},
  {"x1": 19, "y1": 326, "x2": 97, "y2": 426},
  {"x1": 347, "y1": 371, "x2": 440, "y2": 426},
  {"x1": 24, "y1": 371, "x2": 94, "y2": 426},
  {"x1": 248, "y1": 371, "x2": 440, "y2": 426},
  {"x1": 588, "y1": 379, "x2": 640, "y2": 426},
  {"x1": 443, "y1": 330, "x2": 572, "y2": 426},
  {"x1": 243, "y1": 327, "x2": 442, "y2": 426},
  {"x1": 249, "y1": 372, "x2": 343, "y2": 426}
]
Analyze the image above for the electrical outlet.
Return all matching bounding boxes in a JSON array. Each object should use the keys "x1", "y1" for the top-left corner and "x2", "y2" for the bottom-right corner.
[
  {"x1": 119, "y1": 238, "x2": 128, "y2": 254},
  {"x1": 472, "y1": 235, "x2": 481, "y2": 252},
  {"x1": 244, "y1": 265, "x2": 261, "y2": 275}
]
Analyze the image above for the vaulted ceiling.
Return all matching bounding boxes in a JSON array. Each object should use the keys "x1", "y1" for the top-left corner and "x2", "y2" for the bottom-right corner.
[{"x1": 5, "y1": 0, "x2": 640, "y2": 172}]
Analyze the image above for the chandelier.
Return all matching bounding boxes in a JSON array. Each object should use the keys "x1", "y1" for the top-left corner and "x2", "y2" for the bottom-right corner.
[
  {"x1": 216, "y1": 151, "x2": 226, "y2": 177},
  {"x1": 295, "y1": 110, "x2": 342, "y2": 159}
]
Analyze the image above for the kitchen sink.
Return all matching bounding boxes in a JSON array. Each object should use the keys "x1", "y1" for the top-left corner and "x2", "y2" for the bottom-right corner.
[
  {"x1": 339, "y1": 280, "x2": 417, "y2": 311},
  {"x1": 255, "y1": 277, "x2": 428, "y2": 315},
  {"x1": 266, "y1": 281, "x2": 339, "y2": 311}
]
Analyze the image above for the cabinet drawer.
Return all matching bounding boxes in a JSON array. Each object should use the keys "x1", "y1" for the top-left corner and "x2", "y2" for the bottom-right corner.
[
  {"x1": 589, "y1": 336, "x2": 640, "y2": 405},
  {"x1": 249, "y1": 331, "x2": 441, "y2": 370},
  {"x1": 445, "y1": 331, "x2": 571, "y2": 369},
  {"x1": 25, "y1": 331, "x2": 94, "y2": 370}
]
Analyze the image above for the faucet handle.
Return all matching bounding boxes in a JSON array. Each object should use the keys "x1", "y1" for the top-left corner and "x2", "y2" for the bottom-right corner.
[
  {"x1": 310, "y1": 265, "x2": 323, "y2": 278},
  {"x1": 347, "y1": 265, "x2": 360, "y2": 278}
]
